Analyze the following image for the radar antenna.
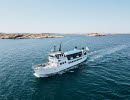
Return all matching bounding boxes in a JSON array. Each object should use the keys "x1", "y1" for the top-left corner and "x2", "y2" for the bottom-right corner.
[{"x1": 59, "y1": 42, "x2": 62, "y2": 51}]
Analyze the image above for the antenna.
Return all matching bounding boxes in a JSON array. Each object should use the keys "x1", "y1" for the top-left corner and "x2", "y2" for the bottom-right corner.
[{"x1": 59, "y1": 42, "x2": 62, "y2": 51}]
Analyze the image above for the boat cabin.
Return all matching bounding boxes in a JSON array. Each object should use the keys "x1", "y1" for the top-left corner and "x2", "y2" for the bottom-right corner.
[
  {"x1": 65, "y1": 50, "x2": 82, "y2": 60},
  {"x1": 49, "y1": 52, "x2": 65, "y2": 59}
]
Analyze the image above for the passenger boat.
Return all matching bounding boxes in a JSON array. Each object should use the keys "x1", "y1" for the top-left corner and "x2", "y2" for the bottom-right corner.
[{"x1": 32, "y1": 44, "x2": 89, "y2": 78}]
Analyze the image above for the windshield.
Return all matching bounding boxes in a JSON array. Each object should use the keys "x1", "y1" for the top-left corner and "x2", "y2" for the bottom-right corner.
[{"x1": 49, "y1": 55, "x2": 54, "y2": 57}]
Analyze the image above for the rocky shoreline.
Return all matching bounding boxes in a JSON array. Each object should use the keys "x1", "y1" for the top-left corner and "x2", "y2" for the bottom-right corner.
[
  {"x1": 0, "y1": 33, "x2": 129, "y2": 39},
  {"x1": 0, "y1": 33, "x2": 63, "y2": 39},
  {"x1": 81, "y1": 33, "x2": 130, "y2": 36},
  {"x1": 81, "y1": 33, "x2": 106, "y2": 36}
]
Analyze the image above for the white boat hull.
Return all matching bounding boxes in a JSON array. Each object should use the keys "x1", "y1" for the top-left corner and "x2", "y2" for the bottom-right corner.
[{"x1": 33, "y1": 55, "x2": 87, "y2": 78}]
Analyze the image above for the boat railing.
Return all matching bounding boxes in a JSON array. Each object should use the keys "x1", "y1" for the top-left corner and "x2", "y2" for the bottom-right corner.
[{"x1": 33, "y1": 62, "x2": 50, "y2": 68}]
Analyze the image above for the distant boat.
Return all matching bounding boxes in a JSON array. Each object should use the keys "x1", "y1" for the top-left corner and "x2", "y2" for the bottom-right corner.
[{"x1": 32, "y1": 44, "x2": 89, "y2": 78}]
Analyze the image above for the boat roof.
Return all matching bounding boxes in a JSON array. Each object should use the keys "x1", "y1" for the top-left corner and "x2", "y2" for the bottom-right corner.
[
  {"x1": 49, "y1": 51, "x2": 63, "y2": 55},
  {"x1": 65, "y1": 50, "x2": 81, "y2": 55}
]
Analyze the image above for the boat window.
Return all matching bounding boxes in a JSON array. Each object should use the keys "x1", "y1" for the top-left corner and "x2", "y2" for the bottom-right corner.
[
  {"x1": 49, "y1": 55, "x2": 54, "y2": 57},
  {"x1": 55, "y1": 55, "x2": 59, "y2": 59}
]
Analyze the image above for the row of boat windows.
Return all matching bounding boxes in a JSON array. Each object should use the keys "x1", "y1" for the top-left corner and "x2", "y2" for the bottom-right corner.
[
  {"x1": 49, "y1": 54, "x2": 65, "y2": 59},
  {"x1": 67, "y1": 52, "x2": 82, "y2": 60},
  {"x1": 56, "y1": 54, "x2": 65, "y2": 59},
  {"x1": 49, "y1": 52, "x2": 86, "y2": 60},
  {"x1": 68, "y1": 58, "x2": 82, "y2": 64},
  {"x1": 60, "y1": 61, "x2": 66, "y2": 65},
  {"x1": 60, "y1": 57, "x2": 83, "y2": 65}
]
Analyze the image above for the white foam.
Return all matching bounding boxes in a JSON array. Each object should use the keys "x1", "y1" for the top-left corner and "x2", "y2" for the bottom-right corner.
[
  {"x1": 70, "y1": 71, "x2": 74, "y2": 72},
  {"x1": 88, "y1": 49, "x2": 103, "y2": 55},
  {"x1": 64, "y1": 39, "x2": 75, "y2": 45},
  {"x1": 89, "y1": 45, "x2": 127, "y2": 61}
]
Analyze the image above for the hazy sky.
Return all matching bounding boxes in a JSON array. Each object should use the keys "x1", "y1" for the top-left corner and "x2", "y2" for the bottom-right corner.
[{"x1": 0, "y1": 0, "x2": 130, "y2": 33}]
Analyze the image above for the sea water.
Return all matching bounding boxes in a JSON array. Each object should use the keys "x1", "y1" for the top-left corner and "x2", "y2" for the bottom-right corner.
[{"x1": 0, "y1": 34, "x2": 130, "y2": 100}]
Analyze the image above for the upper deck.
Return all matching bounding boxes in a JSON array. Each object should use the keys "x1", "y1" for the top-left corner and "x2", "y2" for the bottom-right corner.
[
  {"x1": 49, "y1": 49, "x2": 83, "y2": 60},
  {"x1": 49, "y1": 51, "x2": 63, "y2": 56},
  {"x1": 64, "y1": 50, "x2": 81, "y2": 55}
]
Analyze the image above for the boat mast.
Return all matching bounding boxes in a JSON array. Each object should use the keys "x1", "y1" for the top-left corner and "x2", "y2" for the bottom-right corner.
[
  {"x1": 54, "y1": 45, "x2": 56, "y2": 52},
  {"x1": 59, "y1": 43, "x2": 62, "y2": 51}
]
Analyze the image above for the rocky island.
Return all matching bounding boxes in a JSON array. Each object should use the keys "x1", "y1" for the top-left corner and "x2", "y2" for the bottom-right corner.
[
  {"x1": 0, "y1": 33, "x2": 63, "y2": 39},
  {"x1": 81, "y1": 33, "x2": 130, "y2": 36},
  {"x1": 81, "y1": 33, "x2": 107, "y2": 36}
]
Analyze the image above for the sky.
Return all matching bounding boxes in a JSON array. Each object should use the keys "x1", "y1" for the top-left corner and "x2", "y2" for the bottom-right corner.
[{"x1": 0, "y1": 0, "x2": 130, "y2": 33}]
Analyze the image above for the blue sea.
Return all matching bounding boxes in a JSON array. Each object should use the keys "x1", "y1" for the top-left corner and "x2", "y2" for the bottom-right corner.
[{"x1": 0, "y1": 34, "x2": 130, "y2": 100}]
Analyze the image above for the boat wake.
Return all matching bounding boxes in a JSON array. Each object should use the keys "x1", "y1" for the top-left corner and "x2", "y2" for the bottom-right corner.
[
  {"x1": 88, "y1": 45, "x2": 127, "y2": 61},
  {"x1": 64, "y1": 39, "x2": 76, "y2": 45}
]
